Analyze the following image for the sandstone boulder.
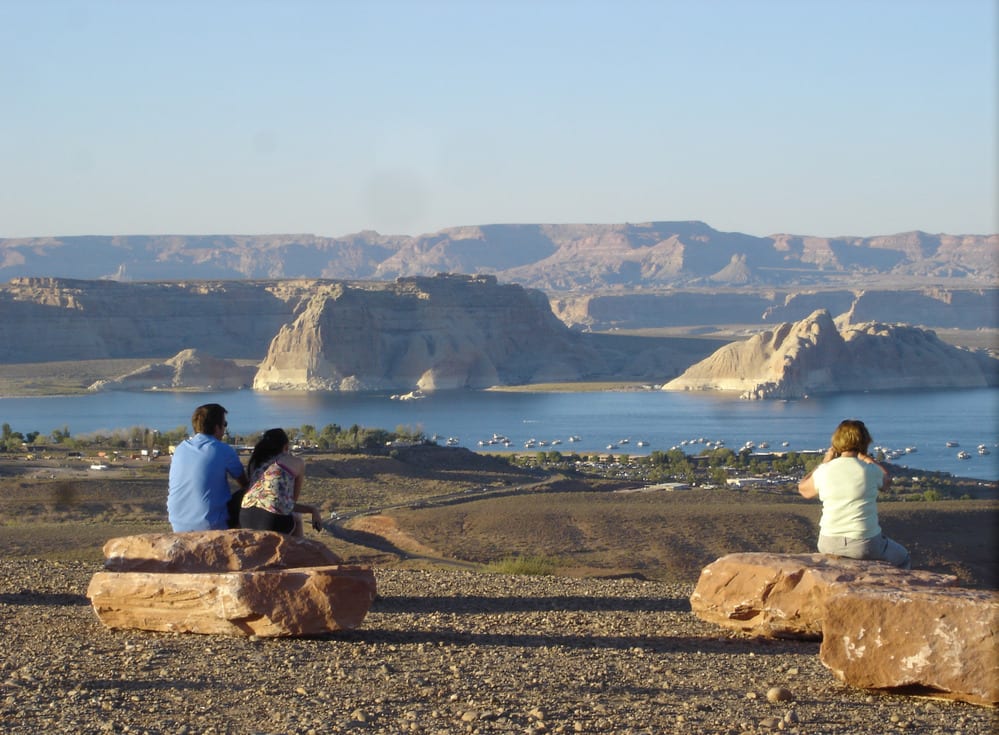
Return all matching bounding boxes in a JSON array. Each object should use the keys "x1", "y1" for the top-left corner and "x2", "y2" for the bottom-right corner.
[
  {"x1": 88, "y1": 565, "x2": 377, "y2": 637},
  {"x1": 689, "y1": 552, "x2": 957, "y2": 639},
  {"x1": 820, "y1": 585, "x2": 999, "y2": 706},
  {"x1": 90, "y1": 531, "x2": 375, "y2": 637},
  {"x1": 102, "y1": 530, "x2": 342, "y2": 573}
]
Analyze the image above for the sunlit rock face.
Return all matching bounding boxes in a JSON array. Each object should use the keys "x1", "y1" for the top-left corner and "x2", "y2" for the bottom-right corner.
[
  {"x1": 662, "y1": 309, "x2": 998, "y2": 399},
  {"x1": 253, "y1": 274, "x2": 607, "y2": 392}
]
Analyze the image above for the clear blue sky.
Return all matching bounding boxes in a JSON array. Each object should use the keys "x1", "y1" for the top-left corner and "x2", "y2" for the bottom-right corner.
[{"x1": 1, "y1": 0, "x2": 995, "y2": 239}]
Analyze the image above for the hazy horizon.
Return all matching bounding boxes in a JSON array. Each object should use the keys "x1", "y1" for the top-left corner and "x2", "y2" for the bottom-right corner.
[{"x1": 1, "y1": 0, "x2": 996, "y2": 241}]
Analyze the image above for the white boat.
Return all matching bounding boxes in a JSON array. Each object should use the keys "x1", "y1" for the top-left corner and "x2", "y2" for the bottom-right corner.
[
  {"x1": 946, "y1": 441, "x2": 959, "y2": 447},
  {"x1": 957, "y1": 450, "x2": 971, "y2": 460},
  {"x1": 979, "y1": 445, "x2": 990, "y2": 455}
]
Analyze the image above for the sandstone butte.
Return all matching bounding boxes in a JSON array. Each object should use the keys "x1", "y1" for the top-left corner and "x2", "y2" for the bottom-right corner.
[
  {"x1": 87, "y1": 530, "x2": 377, "y2": 638},
  {"x1": 663, "y1": 309, "x2": 998, "y2": 400},
  {"x1": 250, "y1": 274, "x2": 609, "y2": 391},
  {"x1": 690, "y1": 552, "x2": 998, "y2": 706}
]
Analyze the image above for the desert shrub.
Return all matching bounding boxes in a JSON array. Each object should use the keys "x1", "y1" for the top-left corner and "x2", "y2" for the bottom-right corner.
[
  {"x1": 485, "y1": 554, "x2": 559, "y2": 576},
  {"x1": 393, "y1": 424, "x2": 425, "y2": 443},
  {"x1": 709, "y1": 467, "x2": 728, "y2": 486}
]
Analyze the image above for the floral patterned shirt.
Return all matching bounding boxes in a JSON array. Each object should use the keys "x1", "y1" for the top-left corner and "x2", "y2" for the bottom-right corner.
[{"x1": 241, "y1": 457, "x2": 296, "y2": 516}]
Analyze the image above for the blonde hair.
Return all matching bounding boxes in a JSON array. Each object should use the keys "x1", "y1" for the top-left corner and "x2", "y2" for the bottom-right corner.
[{"x1": 830, "y1": 419, "x2": 873, "y2": 454}]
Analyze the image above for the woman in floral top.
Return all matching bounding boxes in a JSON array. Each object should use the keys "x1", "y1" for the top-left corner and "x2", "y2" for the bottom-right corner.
[{"x1": 239, "y1": 428, "x2": 322, "y2": 535}]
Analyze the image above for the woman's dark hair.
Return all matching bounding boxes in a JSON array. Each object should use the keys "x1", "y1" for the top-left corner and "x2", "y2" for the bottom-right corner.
[{"x1": 248, "y1": 428, "x2": 289, "y2": 476}]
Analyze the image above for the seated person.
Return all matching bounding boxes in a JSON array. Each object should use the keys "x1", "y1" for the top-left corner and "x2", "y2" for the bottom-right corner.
[
  {"x1": 167, "y1": 403, "x2": 248, "y2": 532},
  {"x1": 239, "y1": 428, "x2": 322, "y2": 535},
  {"x1": 798, "y1": 419, "x2": 910, "y2": 568}
]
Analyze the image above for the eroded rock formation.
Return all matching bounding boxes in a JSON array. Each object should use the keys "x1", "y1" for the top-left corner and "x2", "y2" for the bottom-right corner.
[
  {"x1": 253, "y1": 274, "x2": 608, "y2": 391},
  {"x1": 89, "y1": 349, "x2": 257, "y2": 391},
  {"x1": 663, "y1": 309, "x2": 998, "y2": 399}
]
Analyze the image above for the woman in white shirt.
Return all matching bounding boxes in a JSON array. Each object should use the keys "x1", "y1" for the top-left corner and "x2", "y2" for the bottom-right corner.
[{"x1": 798, "y1": 419, "x2": 910, "y2": 568}]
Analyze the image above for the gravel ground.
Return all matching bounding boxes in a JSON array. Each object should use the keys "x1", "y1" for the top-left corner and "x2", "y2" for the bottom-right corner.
[{"x1": 1, "y1": 560, "x2": 995, "y2": 735}]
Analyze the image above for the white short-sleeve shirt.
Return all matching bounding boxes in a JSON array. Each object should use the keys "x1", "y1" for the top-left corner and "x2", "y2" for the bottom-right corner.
[{"x1": 812, "y1": 456, "x2": 883, "y2": 540}]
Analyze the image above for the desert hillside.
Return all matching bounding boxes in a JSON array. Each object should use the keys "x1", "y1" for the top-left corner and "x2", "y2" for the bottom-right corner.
[{"x1": 1, "y1": 445, "x2": 994, "y2": 589}]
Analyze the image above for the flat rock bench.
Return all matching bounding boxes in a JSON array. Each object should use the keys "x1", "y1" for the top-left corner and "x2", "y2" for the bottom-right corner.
[
  {"x1": 690, "y1": 552, "x2": 997, "y2": 706},
  {"x1": 87, "y1": 530, "x2": 377, "y2": 638}
]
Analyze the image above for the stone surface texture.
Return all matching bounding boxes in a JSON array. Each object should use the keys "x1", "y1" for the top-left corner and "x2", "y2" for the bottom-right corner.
[
  {"x1": 87, "y1": 565, "x2": 377, "y2": 637},
  {"x1": 820, "y1": 584, "x2": 999, "y2": 706},
  {"x1": 689, "y1": 552, "x2": 958, "y2": 639},
  {"x1": 89, "y1": 531, "x2": 375, "y2": 637},
  {"x1": 101, "y1": 529, "x2": 342, "y2": 573}
]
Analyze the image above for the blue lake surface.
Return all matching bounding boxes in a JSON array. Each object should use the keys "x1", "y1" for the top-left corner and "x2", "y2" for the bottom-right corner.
[{"x1": 1, "y1": 388, "x2": 997, "y2": 481}]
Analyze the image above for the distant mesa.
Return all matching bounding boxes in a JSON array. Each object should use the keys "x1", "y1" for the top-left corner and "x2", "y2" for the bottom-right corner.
[
  {"x1": 1, "y1": 222, "x2": 994, "y2": 290},
  {"x1": 662, "y1": 309, "x2": 999, "y2": 400}
]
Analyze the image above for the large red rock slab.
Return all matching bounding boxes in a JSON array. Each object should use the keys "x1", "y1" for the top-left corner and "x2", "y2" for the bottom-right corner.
[
  {"x1": 102, "y1": 530, "x2": 342, "y2": 572},
  {"x1": 87, "y1": 565, "x2": 376, "y2": 637},
  {"x1": 820, "y1": 585, "x2": 998, "y2": 706},
  {"x1": 689, "y1": 552, "x2": 957, "y2": 639}
]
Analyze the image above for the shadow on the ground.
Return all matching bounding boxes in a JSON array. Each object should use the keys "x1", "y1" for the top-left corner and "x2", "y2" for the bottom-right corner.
[
  {"x1": 0, "y1": 591, "x2": 90, "y2": 607},
  {"x1": 372, "y1": 594, "x2": 691, "y2": 614}
]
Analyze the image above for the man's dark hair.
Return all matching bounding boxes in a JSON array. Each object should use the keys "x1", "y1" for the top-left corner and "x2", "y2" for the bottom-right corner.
[{"x1": 191, "y1": 403, "x2": 228, "y2": 435}]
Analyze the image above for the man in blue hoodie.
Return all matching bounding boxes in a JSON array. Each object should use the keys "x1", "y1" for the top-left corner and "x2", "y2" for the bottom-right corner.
[{"x1": 167, "y1": 403, "x2": 249, "y2": 532}]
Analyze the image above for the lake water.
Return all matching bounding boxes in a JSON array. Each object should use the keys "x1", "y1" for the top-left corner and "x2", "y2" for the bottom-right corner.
[{"x1": 1, "y1": 388, "x2": 997, "y2": 481}]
